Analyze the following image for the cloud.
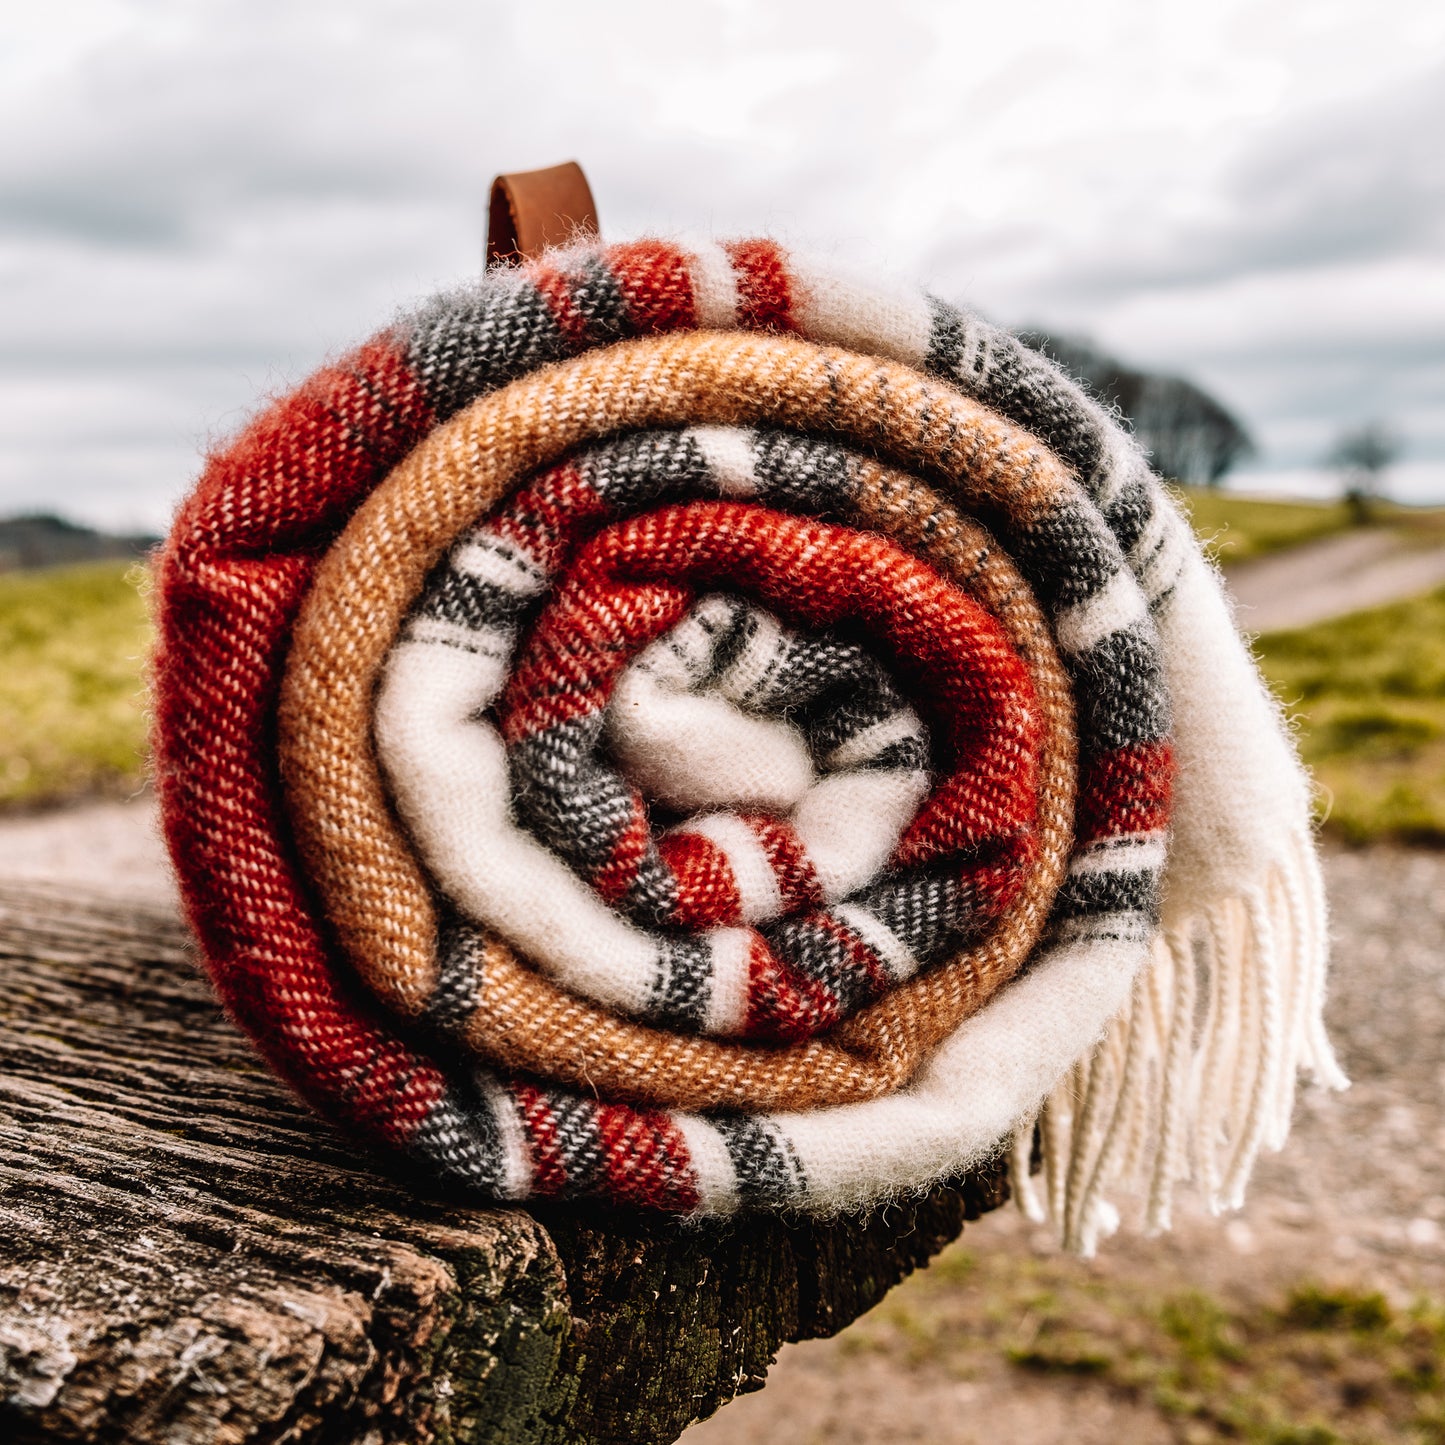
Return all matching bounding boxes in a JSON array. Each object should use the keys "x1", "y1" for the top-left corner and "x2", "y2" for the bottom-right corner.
[
  {"x1": 1043, "y1": 59, "x2": 1445, "y2": 299},
  {"x1": 2, "y1": 0, "x2": 1443, "y2": 527}
]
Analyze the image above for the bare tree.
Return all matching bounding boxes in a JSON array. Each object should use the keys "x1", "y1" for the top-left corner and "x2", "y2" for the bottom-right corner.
[
  {"x1": 1328, "y1": 421, "x2": 1400, "y2": 524},
  {"x1": 1018, "y1": 330, "x2": 1254, "y2": 487}
]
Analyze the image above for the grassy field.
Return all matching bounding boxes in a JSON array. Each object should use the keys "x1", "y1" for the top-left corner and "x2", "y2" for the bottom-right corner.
[
  {"x1": 2, "y1": 497, "x2": 1445, "y2": 841},
  {"x1": 1171, "y1": 487, "x2": 1356, "y2": 564},
  {"x1": 1259, "y1": 589, "x2": 1445, "y2": 844},
  {"x1": 842, "y1": 1240, "x2": 1445, "y2": 1444},
  {"x1": 0, "y1": 560, "x2": 151, "y2": 807},
  {"x1": 1172, "y1": 486, "x2": 1445, "y2": 565}
]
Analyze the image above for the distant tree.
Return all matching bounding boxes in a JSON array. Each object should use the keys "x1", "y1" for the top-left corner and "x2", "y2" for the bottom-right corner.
[
  {"x1": 1017, "y1": 330, "x2": 1254, "y2": 487},
  {"x1": 1327, "y1": 421, "x2": 1399, "y2": 525}
]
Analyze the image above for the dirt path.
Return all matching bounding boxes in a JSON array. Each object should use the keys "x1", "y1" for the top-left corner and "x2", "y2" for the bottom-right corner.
[
  {"x1": 0, "y1": 793, "x2": 176, "y2": 908},
  {"x1": 4, "y1": 799, "x2": 1442, "y2": 1441},
  {"x1": 1224, "y1": 528, "x2": 1445, "y2": 632}
]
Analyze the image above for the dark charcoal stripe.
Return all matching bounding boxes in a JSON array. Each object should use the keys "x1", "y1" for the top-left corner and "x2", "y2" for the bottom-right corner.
[
  {"x1": 762, "y1": 633, "x2": 867, "y2": 707},
  {"x1": 703, "y1": 598, "x2": 764, "y2": 688},
  {"x1": 863, "y1": 736, "x2": 930, "y2": 772},
  {"x1": 566, "y1": 254, "x2": 632, "y2": 347},
  {"x1": 711, "y1": 1116, "x2": 807, "y2": 1205},
  {"x1": 762, "y1": 915, "x2": 873, "y2": 1016},
  {"x1": 923, "y1": 295, "x2": 971, "y2": 379},
  {"x1": 1005, "y1": 502, "x2": 1122, "y2": 612},
  {"x1": 622, "y1": 850, "x2": 680, "y2": 929},
  {"x1": 509, "y1": 718, "x2": 633, "y2": 876},
  {"x1": 411, "y1": 1081, "x2": 508, "y2": 1192},
  {"x1": 931, "y1": 306, "x2": 1112, "y2": 492},
  {"x1": 426, "y1": 916, "x2": 487, "y2": 1035},
  {"x1": 647, "y1": 938, "x2": 713, "y2": 1030},
  {"x1": 587, "y1": 429, "x2": 713, "y2": 514},
  {"x1": 750, "y1": 430, "x2": 860, "y2": 515},
  {"x1": 852, "y1": 870, "x2": 970, "y2": 963},
  {"x1": 797, "y1": 668, "x2": 899, "y2": 757},
  {"x1": 1074, "y1": 621, "x2": 1170, "y2": 753},
  {"x1": 1053, "y1": 867, "x2": 1160, "y2": 922},
  {"x1": 545, "y1": 1093, "x2": 609, "y2": 1194},
  {"x1": 407, "y1": 277, "x2": 568, "y2": 421},
  {"x1": 415, "y1": 559, "x2": 535, "y2": 632},
  {"x1": 1102, "y1": 475, "x2": 1157, "y2": 558}
]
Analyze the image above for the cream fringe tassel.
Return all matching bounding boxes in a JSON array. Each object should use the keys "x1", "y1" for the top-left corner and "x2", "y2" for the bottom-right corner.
[{"x1": 1010, "y1": 824, "x2": 1349, "y2": 1255}]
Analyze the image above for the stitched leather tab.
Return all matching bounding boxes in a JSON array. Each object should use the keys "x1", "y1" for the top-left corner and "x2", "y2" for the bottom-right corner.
[{"x1": 487, "y1": 161, "x2": 599, "y2": 266}]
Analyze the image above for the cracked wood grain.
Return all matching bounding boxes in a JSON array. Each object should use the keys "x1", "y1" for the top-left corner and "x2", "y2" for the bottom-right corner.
[{"x1": 0, "y1": 884, "x2": 1004, "y2": 1444}]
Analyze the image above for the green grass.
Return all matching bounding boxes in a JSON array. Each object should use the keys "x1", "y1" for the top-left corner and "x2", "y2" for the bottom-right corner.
[
  {"x1": 1173, "y1": 486, "x2": 1445, "y2": 566},
  {"x1": 845, "y1": 1244, "x2": 1445, "y2": 1444},
  {"x1": 1172, "y1": 487, "x2": 1356, "y2": 565},
  {"x1": 0, "y1": 561, "x2": 152, "y2": 808},
  {"x1": 1258, "y1": 587, "x2": 1445, "y2": 844}
]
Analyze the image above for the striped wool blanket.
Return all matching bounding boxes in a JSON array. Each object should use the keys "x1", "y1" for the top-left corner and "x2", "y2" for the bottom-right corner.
[{"x1": 154, "y1": 238, "x2": 1345, "y2": 1252}]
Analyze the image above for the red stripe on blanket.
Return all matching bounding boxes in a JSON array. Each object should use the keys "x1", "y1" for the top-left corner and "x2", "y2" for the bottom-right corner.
[
  {"x1": 595, "y1": 1104, "x2": 702, "y2": 1212},
  {"x1": 592, "y1": 793, "x2": 654, "y2": 906},
  {"x1": 655, "y1": 830, "x2": 744, "y2": 928},
  {"x1": 514, "y1": 1085, "x2": 571, "y2": 1197},
  {"x1": 155, "y1": 335, "x2": 444, "y2": 1147},
  {"x1": 489, "y1": 461, "x2": 607, "y2": 577},
  {"x1": 605, "y1": 240, "x2": 700, "y2": 334},
  {"x1": 745, "y1": 815, "x2": 825, "y2": 915},
  {"x1": 504, "y1": 581, "x2": 694, "y2": 740},
  {"x1": 528, "y1": 264, "x2": 594, "y2": 352},
  {"x1": 742, "y1": 933, "x2": 842, "y2": 1042},
  {"x1": 1076, "y1": 741, "x2": 1174, "y2": 843},
  {"x1": 725, "y1": 239, "x2": 799, "y2": 334}
]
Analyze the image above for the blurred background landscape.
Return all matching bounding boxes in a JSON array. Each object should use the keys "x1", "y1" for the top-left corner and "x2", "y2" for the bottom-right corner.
[{"x1": 4, "y1": 2, "x2": 1444, "y2": 1441}]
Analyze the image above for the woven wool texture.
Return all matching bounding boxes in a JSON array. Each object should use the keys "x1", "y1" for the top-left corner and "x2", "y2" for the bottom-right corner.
[
  {"x1": 375, "y1": 501, "x2": 1041, "y2": 1044},
  {"x1": 293, "y1": 431, "x2": 1079, "y2": 1115},
  {"x1": 155, "y1": 237, "x2": 1345, "y2": 1249}
]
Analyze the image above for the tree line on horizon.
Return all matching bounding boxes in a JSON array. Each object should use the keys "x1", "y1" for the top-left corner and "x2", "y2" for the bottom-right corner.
[{"x1": 1018, "y1": 329, "x2": 1254, "y2": 488}]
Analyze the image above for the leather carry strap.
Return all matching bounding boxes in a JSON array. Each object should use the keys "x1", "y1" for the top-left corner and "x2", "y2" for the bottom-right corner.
[{"x1": 486, "y1": 161, "x2": 599, "y2": 266}]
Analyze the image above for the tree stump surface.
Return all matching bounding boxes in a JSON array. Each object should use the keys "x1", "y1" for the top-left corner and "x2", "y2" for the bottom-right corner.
[{"x1": 0, "y1": 884, "x2": 1006, "y2": 1444}]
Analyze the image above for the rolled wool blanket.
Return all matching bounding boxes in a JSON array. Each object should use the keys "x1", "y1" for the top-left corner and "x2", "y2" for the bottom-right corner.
[{"x1": 154, "y1": 237, "x2": 1346, "y2": 1251}]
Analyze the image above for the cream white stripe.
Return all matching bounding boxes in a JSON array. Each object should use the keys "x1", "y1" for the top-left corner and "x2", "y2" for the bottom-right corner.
[
  {"x1": 673, "y1": 1114, "x2": 741, "y2": 1213},
  {"x1": 1127, "y1": 496, "x2": 1170, "y2": 573},
  {"x1": 677, "y1": 813, "x2": 784, "y2": 923},
  {"x1": 406, "y1": 618, "x2": 513, "y2": 660},
  {"x1": 1054, "y1": 569, "x2": 1147, "y2": 654},
  {"x1": 687, "y1": 240, "x2": 741, "y2": 329},
  {"x1": 451, "y1": 537, "x2": 548, "y2": 594},
  {"x1": 714, "y1": 610, "x2": 787, "y2": 705},
  {"x1": 1093, "y1": 439, "x2": 1146, "y2": 512},
  {"x1": 785, "y1": 252, "x2": 934, "y2": 367},
  {"x1": 701, "y1": 927, "x2": 754, "y2": 1035},
  {"x1": 691, "y1": 425, "x2": 760, "y2": 497},
  {"x1": 652, "y1": 601, "x2": 735, "y2": 683},
  {"x1": 824, "y1": 708, "x2": 925, "y2": 771},
  {"x1": 833, "y1": 902, "x2": 920, "y2": 982},
  {"x1": 1068, "y1": 835, "x2": 1168, "y2": 878},
  {"x1": 1136, "y1": 509, "x2": 1190, "y2": 603},
  {"x1": 475, "y1": 1074, "x2": 534, "y2": 1200}
]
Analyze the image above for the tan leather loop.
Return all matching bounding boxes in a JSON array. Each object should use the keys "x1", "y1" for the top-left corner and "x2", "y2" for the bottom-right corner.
[{"x1": 487, "y1": 161, "x2": 599, "y2": 266}]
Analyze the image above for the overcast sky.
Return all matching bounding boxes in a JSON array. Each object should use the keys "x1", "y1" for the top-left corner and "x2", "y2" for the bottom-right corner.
[{"x1": 4, "y1": 0, "x2": 1443, "y2": 529}]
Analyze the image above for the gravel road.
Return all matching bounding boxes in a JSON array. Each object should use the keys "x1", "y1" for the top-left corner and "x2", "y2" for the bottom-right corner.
[{"x1": 1225, "y1": 529, "x2": 1445, "y2": 632}]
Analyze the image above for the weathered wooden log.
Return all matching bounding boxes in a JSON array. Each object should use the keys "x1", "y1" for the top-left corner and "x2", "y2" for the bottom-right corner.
[{"x1": 0, "y1": 884, "x2": 1005, "y2": 1444}]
